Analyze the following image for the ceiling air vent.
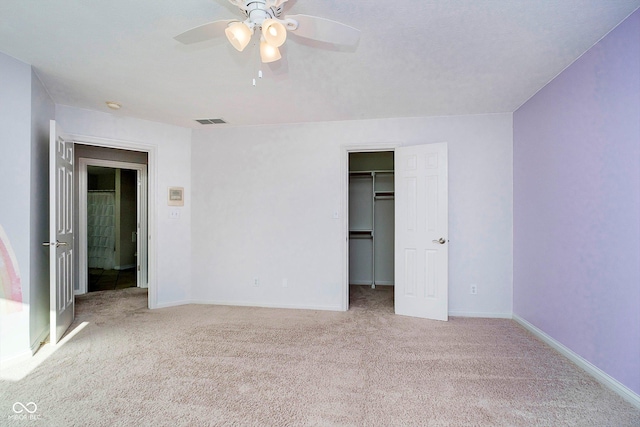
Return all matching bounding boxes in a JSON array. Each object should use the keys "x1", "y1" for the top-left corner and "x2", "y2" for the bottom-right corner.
[{"x1": 195, "y1": 118, "x2": 226, "y2": 125}]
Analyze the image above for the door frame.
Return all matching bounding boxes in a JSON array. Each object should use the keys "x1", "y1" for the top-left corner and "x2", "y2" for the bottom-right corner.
[
  {"x1": 67, "y1": 134, "x2": 158, "y2": 309},
  {"x1": 78, "y1": 158, "x2": 148, "y2": 294},
  {"x1": 341, "y1": 143, "x2": 398, "y2": 311}
]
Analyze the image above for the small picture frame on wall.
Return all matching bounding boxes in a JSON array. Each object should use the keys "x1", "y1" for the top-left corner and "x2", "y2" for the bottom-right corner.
[{"x1": 168, "y1": 187, "x2": 184, "y2": 206}]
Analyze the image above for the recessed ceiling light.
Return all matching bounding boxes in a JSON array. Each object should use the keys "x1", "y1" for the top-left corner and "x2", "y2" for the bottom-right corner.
[{"x1": 106, "y1": 101, "x2": 121, "y2": 110}]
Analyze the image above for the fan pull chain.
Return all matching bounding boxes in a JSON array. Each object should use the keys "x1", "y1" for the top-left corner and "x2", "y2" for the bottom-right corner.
[
  {"x1": 250, "y1": 37, "x2": 267, "y2": 87},
  {"x1": 252, "y1": 69, "x2": 263, "y2": 86}
]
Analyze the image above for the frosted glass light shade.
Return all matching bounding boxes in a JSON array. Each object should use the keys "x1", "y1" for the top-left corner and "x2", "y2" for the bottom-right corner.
[
  {"x1": 260, "y1": 40, "x2": 281, "y2": 63},
  {"x1": 262, "y1": 19, "x2": 286, "y2": 47},
  {"x1": 225, "y1": 22, "x2": 252, "y2": 52}
]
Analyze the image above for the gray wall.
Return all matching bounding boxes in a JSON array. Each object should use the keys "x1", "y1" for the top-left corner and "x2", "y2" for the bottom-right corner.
[{"x1": 118, "y1": 169, "x2": 137, "y2": 269}]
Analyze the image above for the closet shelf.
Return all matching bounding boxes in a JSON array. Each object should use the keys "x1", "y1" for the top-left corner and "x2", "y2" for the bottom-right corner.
[
  {"x1": 349, "y1": 230, "x2": 373, "y2": 238},
  {"x1": 375, "y1": 192, "x2": 394, "y2": 198}
]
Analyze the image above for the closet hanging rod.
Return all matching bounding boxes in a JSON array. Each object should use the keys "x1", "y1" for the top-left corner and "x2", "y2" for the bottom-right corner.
[
  {"x1": 349, "y1": 170, "x2": 393, "y2": 174},
  {"x1": 87, "y1": 190, "x2": 116, "y2": 192}
]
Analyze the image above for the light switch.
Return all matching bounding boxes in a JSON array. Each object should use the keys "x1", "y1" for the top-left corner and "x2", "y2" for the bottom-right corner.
[{"x1": 332, "y1": 210, "x2": 340, "y2": 219}]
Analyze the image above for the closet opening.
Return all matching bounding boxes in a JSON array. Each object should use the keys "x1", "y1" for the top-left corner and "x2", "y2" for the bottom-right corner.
[{"x1": 348, "y1": 151, "x2": 395, "y2": 311}]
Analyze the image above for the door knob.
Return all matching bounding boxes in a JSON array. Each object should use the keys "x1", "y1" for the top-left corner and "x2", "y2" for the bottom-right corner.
[
  {"x1": 432, "y1": 238, "x2": 447, "y2": 245},
  {"x1": 42, "y1": 240, "x2": 68, "y2": 247}
]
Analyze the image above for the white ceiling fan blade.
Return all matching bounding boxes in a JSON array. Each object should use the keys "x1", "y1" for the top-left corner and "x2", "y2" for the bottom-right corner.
[
  {"x1": 174, "y1": 19, "x2": 236, "y2": 44},
  {"x1": 286, "y1": 14, "x2": 361, "y2": 46}
]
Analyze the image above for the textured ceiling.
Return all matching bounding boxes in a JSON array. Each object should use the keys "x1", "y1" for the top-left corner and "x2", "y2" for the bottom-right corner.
[{"x1": 0, "y1": 0, "x2": 638, "y2": 128}]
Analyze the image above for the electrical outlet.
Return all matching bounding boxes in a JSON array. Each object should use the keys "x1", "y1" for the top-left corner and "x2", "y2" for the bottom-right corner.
[
  {"x1": 282, "y1": 278, "x2": 288, "y2": 288},
  {"x1": 470, "y1": 284, "x2": 478, "y2": 295},
  {"x1": 253, "y1": 277, "x2": 259, "y2": 287}
]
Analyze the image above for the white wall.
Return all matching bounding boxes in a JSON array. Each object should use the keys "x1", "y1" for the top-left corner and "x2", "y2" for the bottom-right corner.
[
  {"x1": 0, "y1": 52, "x2": 32, "y2": 362},
  {"x1": 191, "y1": 114, "x2": 513, "y2": 316},
  {"x1": 55, "y1": 105, "x2": 193, "y2": 307}
]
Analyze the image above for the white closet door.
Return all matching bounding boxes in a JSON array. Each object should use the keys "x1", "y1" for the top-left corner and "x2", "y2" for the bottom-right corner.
[{"x1": 394, "y1": 143, "x2": 448, "y2": 321}]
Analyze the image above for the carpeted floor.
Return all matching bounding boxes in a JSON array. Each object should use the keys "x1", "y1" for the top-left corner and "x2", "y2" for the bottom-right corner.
[{"x1": 1, "y1": 286, "x2": 639, "y2": 426}]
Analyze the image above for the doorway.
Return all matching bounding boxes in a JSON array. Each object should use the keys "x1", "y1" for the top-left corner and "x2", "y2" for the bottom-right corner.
[
  {"x1": 343, "y1": 143, "x2": 449, "y2": 320},
  {"x1": 77, "y1": 157, "x2": 148, "y2": 296},
  {"x1": 50, "y1": 126, "x2": 158, "y2": 344},
  {"x1": 348, "y1": 151, "x2": 395, "y2": 311}
]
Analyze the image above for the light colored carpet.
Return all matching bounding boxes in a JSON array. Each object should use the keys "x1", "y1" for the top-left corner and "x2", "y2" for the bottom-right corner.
[{"x1": 1, "y1": 286, "x2": 639, "y2": 426}]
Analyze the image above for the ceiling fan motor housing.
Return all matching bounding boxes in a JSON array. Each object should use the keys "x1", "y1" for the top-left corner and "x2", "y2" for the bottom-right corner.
[{"x1": 234, "y1": 0, "x2": 286, "y2": 26}]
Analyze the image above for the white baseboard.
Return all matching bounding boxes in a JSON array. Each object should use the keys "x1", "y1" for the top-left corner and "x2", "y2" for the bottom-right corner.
[
  {"x1": 154, "y1": 302, "x2": 508, "y2": 316},
  {"x1": 449, "y1": 311, "x2": 512, "y2": 319},
  {"x1": 187, "y1": 299, "x2": 343, "y2": 312},
  {"x1": 1, "y1": 326, "x2": 51, "y2": 369},
  {"x1": 152, "y1": 299, "x2": 343, "y2": 312},
  {"x1": 154, "y1": 299, "x2": 192, "y2": 309},
  {"x1": 513, "y1": 314, "x2": 640, "y2": 409},
  {"x1": 0, "y1": 349, "x2": 33, "y2": 369}
]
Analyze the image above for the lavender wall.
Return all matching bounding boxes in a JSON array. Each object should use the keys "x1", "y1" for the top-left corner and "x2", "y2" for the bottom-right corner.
[{"x1": 514, "y1": 10, "x2": 640, "y2": 394}]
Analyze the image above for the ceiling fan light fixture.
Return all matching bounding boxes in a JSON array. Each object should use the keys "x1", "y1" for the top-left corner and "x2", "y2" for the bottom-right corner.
[
  {"x1": 260, "y1": 38, "x2": 281, "y2": 63},
  {"x1": 225, "y1": 22, "x2": 252, "y2": 51},
  {"x1": 262, "y1": 19, "x2": 286, "y2": 47}
]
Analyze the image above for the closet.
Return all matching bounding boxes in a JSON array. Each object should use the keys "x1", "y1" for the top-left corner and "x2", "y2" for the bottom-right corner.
[{"x1": 349, "y1": 152, "x2": 394, "y2": 287}]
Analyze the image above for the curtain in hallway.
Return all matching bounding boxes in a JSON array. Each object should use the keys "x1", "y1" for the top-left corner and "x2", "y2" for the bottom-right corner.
[{"x1": 87, "y1": 191, "x2": 116, "y2": 269}]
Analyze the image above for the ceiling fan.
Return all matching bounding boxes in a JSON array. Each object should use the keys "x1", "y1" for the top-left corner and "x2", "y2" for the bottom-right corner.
[{"x1": 174, "y1": 0, "x2": 361, "y2": 63}]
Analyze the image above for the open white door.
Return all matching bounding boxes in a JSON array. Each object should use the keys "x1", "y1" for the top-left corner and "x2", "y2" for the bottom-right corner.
[
  {"x1": 46, "y1": 120, "x2": 74, "y2": 344},
  {"x1": 394, "y1": 143, "x2": 448, "y2": 321}
]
